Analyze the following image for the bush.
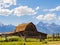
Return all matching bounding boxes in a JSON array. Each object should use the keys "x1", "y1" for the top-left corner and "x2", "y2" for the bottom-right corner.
[{"x1": 8, "y1": 38, "x2": 19, "y2": 41}]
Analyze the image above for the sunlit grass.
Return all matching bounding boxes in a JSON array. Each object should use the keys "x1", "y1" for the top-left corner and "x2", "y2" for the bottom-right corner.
[
  {"x1": 0, "y1": 41, "x2": 60, "y2": 45},
  {"x1": 0, "y1": 36, "x2": 60, "y2": 45}
]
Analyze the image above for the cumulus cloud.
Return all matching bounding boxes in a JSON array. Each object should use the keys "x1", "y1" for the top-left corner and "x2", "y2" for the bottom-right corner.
[
  {"x1": 0, "y1": 5, "x2": 38, "y2": 16},
  {"x1": 44, "y1": 14, "x2": 56, "y2": 21},
  {"x1": 36, "y1": 15, "x2": 43, "y2": 20},
  {"x1": 35, "y1": 6, "x2": 40, "y2": 10},
  {"x1": 43, "y1": 6, "x2": 60, "y2": 12},
  {"x1": 0, "y1": 0, "x2": 38, "y2": 16},
  {"x1": 0, "y1": 0, "x2": 16, "y2": 8},
  {"x1": 0, "y1": 8, "x2": 13, "y2": 16},
  {"x1": 14, "y1": 6, "x2": 37, "y2": 16},
  {"x1": 0, "y1": 0, "x2": 16, "y2": 16},
  {"x1": 36, "y1": 13, "x2": 57, "y2": 24},
  {"x1": 36, "y1": 14, "x2": 56, "y2": 21}
]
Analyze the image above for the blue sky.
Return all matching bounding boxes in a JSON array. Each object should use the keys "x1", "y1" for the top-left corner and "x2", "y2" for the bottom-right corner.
[{"x1": 0, "y1": 0, "x2": 60, "y2": 25}]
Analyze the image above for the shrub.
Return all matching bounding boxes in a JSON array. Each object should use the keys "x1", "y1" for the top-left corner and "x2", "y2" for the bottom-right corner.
[{"x1": 8, "y1": 38, "x2": 19, "y2": 41}]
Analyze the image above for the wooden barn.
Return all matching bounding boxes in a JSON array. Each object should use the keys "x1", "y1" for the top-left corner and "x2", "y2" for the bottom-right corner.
[{"x1": 14, "y1": 22, "x2": 47, "y2": 41}]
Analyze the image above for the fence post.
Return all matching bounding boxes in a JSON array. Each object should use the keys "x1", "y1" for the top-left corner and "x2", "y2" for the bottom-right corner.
[
  {"x1": 57, "y1": 33, "x2": 59, "y2": 38},
  {"x1": 52, "y1": 33, "x2": 54, "y2": 41}
]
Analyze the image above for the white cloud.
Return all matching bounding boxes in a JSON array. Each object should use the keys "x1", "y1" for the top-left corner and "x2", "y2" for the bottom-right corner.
[
  {"x1": 0, "y1": 5, "x2": 38, "y2": 16},
  {"x1": 58, "y1": 17, "x2": 60, "y2": 20},
  {"x1": 36, "y1": 15, "x2": 43, "y2": 20},
  {"x1": 0, "y1": 8, "x2": 13, "y2": 16},
  {"x1": 55, "y1": 6, "x2": 60, "y2": 11},
  {"x1": 36, "y1": 14, "x2": 56, "y2": 21},
  {"x1": 35, "y1": 6, "x2": 40, "y2": 10},
  {"x1": 0, "y1": 0, "x2": 38, "y2": 16},
  {"x1": 36, "y1": 13, "x2": 57, "y2": 24},
  {"x1": 14, "y1": 6, "x2": 37, "y2": 16},
  {"x1": 0, "y1": 0, "x2": 16, "y2": 16},
  {"x1": 44, "y1": 14, "x2": 56, "y2": 21},
  {"x1": 43, "y1": 6, "x2": 60, "y2": 12},
  {"x1": 0, "y1": 0, "x2": 16, "y2": 8}
]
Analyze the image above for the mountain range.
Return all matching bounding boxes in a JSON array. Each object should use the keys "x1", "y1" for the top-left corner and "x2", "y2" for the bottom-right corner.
[
  {"x1": 36, "y1": 22, "x2": 60, "y2": 34},
  {"x1": 0, "y1": 23, "x2": 15, "y2": 33}
]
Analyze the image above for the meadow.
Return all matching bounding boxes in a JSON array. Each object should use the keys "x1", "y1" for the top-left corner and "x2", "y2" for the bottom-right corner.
[{"x1": 0, "y1": 36, "x2": 60, "y2": 45}]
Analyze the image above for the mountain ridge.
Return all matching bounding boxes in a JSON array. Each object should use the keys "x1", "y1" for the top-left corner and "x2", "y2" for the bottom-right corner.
[
  {"x1": 36, "y1": 22, "x2": 60, "y2": 34},
  {"x1": 0, "y1": 23, "x2": 15, "y2": 33}
]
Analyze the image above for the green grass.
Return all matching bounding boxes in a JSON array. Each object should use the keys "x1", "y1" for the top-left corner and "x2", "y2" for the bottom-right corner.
[
  {"x1": 0, "y1": 41, "x2": 48, "y2": 45},
  {"x1": 0, "y1": 41, "x2": 60, "y2": 45},
  {"x1": 0, "y1": 36, "x2": 60, "y2": 45},
  {"x1": 0, "y1": 36, "x2": 40, "y2": 42}
]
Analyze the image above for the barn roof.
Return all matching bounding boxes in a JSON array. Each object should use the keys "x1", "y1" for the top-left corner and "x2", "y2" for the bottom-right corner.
[{"x1": 15, "y1": 22, "x2": 35, "y2": 32}]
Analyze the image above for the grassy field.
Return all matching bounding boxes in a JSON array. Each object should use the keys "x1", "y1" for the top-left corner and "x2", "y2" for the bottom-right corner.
[
  {"x1": 0, "y1": 41, "x2": 60, "y2": 45},
  {"x1": 0, "y1": 36, "x2": 60, "y2": 45}
]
